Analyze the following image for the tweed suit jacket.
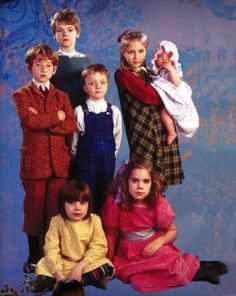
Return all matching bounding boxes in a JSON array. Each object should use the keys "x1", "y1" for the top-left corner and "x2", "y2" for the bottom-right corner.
[{"x1": 13, "y1": 81, "x2": 76, "y2": 179}]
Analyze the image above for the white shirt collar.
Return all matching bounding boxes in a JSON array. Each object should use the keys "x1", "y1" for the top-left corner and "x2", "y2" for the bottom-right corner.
[
  {"x1": 32, "y1": 78, "x2": 50, "y2": 91},
  {"x1": 85, "y1": 98, "x2": 108, "y2": 114},
  {"x1": 87, "y1": 97, "x2": 105, "y2": 105},
  {"x1": 57, "y1": 49, "x2": 86, "y2": 58}
]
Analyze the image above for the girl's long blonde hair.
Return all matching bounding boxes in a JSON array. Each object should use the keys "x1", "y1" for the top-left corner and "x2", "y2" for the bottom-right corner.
[{"x1": 118, "y1": 30, "x2": 149, "y2": 70}]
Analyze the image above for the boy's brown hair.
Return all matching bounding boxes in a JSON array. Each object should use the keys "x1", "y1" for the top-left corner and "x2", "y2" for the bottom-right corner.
[
  {"x1": 81, "y1": 64, "x2": 109, "y2": 84},
  {"x1": 51, "y1": 8, "x2": 81, "y2": 35},
  {"x1": 25, "y1": 43, "x2": 58, "y2": 71}
]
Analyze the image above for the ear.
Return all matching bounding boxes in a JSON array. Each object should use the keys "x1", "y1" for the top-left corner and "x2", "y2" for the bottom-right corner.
[
  {"x1": 168, "y1": 52, "x2": 173, "y2": 58},
  {"x1": 83, "y1": 84, "x2": 88, "y2": 94},
  {"x1": 26, "y1": 63, "x2": 31, "y2": 72},
  {"x1": 53, "y1": 65, "x2": 58, "y2": 75}
]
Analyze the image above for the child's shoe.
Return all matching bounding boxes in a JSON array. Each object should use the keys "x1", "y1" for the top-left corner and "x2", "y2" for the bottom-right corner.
[
  {"x1": 23, "y1": 260, "x2": 36, "y2": 273},
  {"x1": 29, "y1": 275, "x2": 56, "y2": 293},
  {"x1": 93, "y1": 277, "x2": 107, "y2": 290},
  {"x1": 192, "y1": 266, "x2": 220, "y2": 285},
  {"x1": 200, "y1": 261, "x2": 228, "y2": 276}
]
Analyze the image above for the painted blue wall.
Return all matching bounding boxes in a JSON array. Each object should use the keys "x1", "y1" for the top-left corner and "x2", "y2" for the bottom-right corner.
[{"x1": 0, "y1": 0, "x2": 236, "y2": 295}]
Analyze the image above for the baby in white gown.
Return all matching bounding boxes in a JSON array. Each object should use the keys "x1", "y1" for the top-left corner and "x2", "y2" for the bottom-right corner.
[{"x1": 151, "y1": 40, "x2": 199, "y2": 145}]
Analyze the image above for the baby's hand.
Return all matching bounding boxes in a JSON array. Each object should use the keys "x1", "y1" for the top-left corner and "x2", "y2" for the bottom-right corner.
[{"x1": 161, "y1": 59, "x2": 174, "y2": 72}]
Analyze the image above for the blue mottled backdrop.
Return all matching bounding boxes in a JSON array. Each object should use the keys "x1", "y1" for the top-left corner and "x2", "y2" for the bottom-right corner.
[{"x1": 0, "y1": 0, "x2": 236, "y2": 295}]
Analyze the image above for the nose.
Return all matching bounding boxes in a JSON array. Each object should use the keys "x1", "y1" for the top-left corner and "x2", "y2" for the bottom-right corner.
[
  {"x1": 40, "y1": 65, "x2": 46, "y2": 72},
  {"x1": 134, "y1": 51, "x2": 138, "y2": 59},
  {"x1": 137, "y1": 181, "x2": 143, "y2": 188},
  {"x1": 95, "y1": 83, "x2": 101, "y2": 89},
  {"x1": 74, "y1": 201, "x2": 81, "y2": 210},
  {"x1": 62, "y1": 30, "x2": 68, "y2": 37}
]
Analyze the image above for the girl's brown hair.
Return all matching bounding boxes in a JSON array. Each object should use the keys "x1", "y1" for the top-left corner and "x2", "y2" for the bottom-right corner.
[
  {"x1": 57, "y1": 179, "x2": 93, "y2": 220},
  {"x1": 109, "y1": 158, "x2": 162, "y2": 210},
  {"x1": 51, "y1": 9, "x2": 81, "y2": 35},
  {"x1": 118, "y1": 30, "x2": 149, "y2": 70},
  {"x1": 25, "y1": 43, "x2": 58, "y2": 71}
]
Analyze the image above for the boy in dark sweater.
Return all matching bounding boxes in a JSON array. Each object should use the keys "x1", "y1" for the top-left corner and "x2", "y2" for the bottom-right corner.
[{"x1": 50, "y1": 8, "x2": 92, "y2": 109}]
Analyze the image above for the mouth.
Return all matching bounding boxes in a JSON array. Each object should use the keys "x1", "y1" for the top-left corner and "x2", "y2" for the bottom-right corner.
[
  {"x1": 135, "y1": 192, "x2": 143, "y2": 196},
  {"x1": 73, "y1": 213, "x2": 82, "y2": 217}
]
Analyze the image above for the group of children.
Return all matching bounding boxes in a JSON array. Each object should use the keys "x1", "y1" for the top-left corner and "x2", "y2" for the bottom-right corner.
[{"x1": 13, "y1": 7, "x2": 227, "y2": 296}]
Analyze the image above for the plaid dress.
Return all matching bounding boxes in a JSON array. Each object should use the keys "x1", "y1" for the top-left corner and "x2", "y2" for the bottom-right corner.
[{"x1": 115, "y1": 69, "x2": 184, "y2": 189}]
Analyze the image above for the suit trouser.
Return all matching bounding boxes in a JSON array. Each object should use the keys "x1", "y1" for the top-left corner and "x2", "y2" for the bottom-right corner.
[{"x1": 22, "y1": 177, "x2": 66, "y2": 236}]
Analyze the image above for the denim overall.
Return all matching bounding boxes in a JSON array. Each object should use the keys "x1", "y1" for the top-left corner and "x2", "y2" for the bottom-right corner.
[{"x1": 75, "y1": 102, "x2": 116, "y2": 213}]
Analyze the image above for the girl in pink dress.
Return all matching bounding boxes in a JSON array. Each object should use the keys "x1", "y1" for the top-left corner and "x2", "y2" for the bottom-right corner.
[{"x1": 102, "y1": 159, "x2": 228, "y2": 293}]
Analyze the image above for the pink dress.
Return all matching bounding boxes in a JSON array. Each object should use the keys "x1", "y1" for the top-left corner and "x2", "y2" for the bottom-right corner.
[{"x1": 102, "y1": 195, "x2": 200, "y2": 292}]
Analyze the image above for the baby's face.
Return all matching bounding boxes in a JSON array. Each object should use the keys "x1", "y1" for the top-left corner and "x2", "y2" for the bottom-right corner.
[{"x1": 154, "y1": 47, "x2": 171, "y2": 68}]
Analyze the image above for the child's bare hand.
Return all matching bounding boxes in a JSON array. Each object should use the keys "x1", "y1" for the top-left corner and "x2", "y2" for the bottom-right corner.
[
  {"x1": 142, "y1": 237, "x2": 164, "y2": 258},
  {"x1": 57, "y1": 110, "x2": 66, "y2": 121},
  {"x1": 28, "y1": 107, "x2": 38, "y2": 114},
  {"x1": 68, "y1": 264, "x2": 83, "y2": 281},
  {"x1": 161, "y1": 60, "x2": 174, "y2": 72},
  {"x1": 53, "y1": 270, "x2": 65, "y2": 282}
]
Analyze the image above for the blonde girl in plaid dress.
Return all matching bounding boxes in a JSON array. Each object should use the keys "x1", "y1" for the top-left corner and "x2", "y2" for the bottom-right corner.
[{"x1": 115, "y1": 30, "x2": 184, "y2": 190}]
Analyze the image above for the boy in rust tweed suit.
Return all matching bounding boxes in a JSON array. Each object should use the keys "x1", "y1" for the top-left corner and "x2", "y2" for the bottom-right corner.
[{"x1": 13, "y1": 43, "x2": 76, "y2": 273}]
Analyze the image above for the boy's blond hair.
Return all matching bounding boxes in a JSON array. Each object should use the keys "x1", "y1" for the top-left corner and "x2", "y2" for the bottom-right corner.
[
  {"x1": 81, "y1": 64, "x2": 109, "y2": 84},
  {"x1": 25, "y1": 43, "x2": 58, "y2": 71},
  {"x1": 51, "y1": 9, "x2": 81, "y2": 35}
]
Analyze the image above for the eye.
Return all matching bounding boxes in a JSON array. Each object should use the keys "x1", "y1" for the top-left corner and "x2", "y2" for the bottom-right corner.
[
  {"x1": 143, "y1": 179, "x2": 151, "y2": 184},
  {"x1": 127, "y1": 50, "x2": 134, "y2": 55},
  {"x1": 130, "y1": 178, "x2": 138, "y2": 183},
  {"x1": 80, "y1": 201, "x2": 87, "y2": 205}
]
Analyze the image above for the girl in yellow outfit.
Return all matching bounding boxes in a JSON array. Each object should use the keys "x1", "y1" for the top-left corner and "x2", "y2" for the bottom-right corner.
[{"x1": 30, "y1": 179, "x2": 114, "y2": 294}]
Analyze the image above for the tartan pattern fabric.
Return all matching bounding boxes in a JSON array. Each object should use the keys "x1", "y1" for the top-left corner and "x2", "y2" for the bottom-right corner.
[{"x1": 117, "y1": 84, "x2": 184, "y2": 189}]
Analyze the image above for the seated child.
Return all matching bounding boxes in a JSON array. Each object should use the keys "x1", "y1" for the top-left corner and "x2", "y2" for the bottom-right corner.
[
  {"x1": 70, "y1": 64, "x2": 122, "y2": 214},
  {"x1": 29, "y1": 179, "x2": 114, "y2": 294},
  {"x1": 151, "y1": 40, "x2": 199, "y2": 145},
  {"x1": 102, "y1": 158, "x2": 228, "y2": 293}
]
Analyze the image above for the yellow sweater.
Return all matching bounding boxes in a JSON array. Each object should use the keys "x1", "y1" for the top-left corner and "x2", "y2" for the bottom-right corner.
[{"x1": 36, "y1": 214, "x2": 113, "y2": 277}]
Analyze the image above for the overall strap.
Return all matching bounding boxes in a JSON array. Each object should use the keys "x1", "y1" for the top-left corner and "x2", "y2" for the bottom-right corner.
[
  {"x1": 106, "y1": 102, "x2": 113, "y2": 115},
  {"x1": 81, "y1": 102, "x2": 89, "y2": 115}
]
